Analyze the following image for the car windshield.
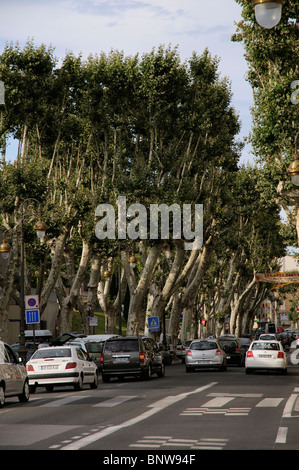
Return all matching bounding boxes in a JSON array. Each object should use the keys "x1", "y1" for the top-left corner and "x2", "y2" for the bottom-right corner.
[
  {"x1": 191, "y1": 342, "x2": 217, "y2": 350},
  {"x1": 251, "y1": 342, "x2": 280, "y2": 351},
  {"x1": 32, "y1": 348, "x2": 72, "y2": 359},
  {"x1": 105, "y1": 340, "x2": 139, "y2": 352}
]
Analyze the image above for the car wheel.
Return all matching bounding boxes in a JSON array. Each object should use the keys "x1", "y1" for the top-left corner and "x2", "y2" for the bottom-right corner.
[
  {"x1": 245, "y1": 368, "x2": 252, "y2": 374},
  {"x1": 90, "y1": 371, "x2": 99, "y2": 389},
  {"x1": 18, "y1": 381, "x2": 30, "y2": 403},
  {"x1": 74, "y1": 374, "x2": 84, "y2": 390},
  {"x1": 157, "y1": 364, "x2": 165, "y2": 378},
  {"x1": 185, "y1": 366, "x2": 192, "y2": 373},
  {"x1": 141, "y1": 364, "x2": 152, "y2": 380},
  {"x1": 102, "y1": 374, "x2": 110, "y2": 383},
  {"x1": 219, "y1": 361, "x2": 227, "y2": 372},
  {"x1": 29, "y1": 385, "x2": 36, "y2": 394},
  {"x1": 0, "y1": 384, "x2": 5, "y2": 408}
]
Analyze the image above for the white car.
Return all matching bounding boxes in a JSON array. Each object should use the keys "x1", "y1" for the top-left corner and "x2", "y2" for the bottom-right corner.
[
  {"x1": 0, "y1": 341, "x2": 30, "y2": 407},
  {"x1": 185, "y1": 339, "x2": 227, "y2": 372},
  {"x1": 259, "y1": 334, "x2": 277, "y2": 341},
  {"x1": 26, "y1": 346, "x2": 99, "y2": 392},
  {"x1": 245, "y1": 340, "x2": 287, "y2": 375}
]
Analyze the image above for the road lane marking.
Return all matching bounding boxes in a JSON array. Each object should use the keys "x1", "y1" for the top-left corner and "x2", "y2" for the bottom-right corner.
[
  {"x1": 282, "y1": 394, "x2": 298, "y2": 418},
  {"x1": 202, "y1": 397, "x2": 235, "y2": 408},
  {"x1": 92, "y1": 396, "x2": 137, "y2": 407},
  {"x1": 180, "y1": 407, "x2": 251, "y2": 416},
  {"x1": 40, "y1": 395, "x2": 90, "y2": 407},
  {"x1": 60, "y1": 382, "x2": 218, "y2": 450},
  {"x1": 275, "y1": 427, "x2": 288, "y2": 443},
  {"x1": 130, "y1": 436, "x2": 228, "y2": 450},
  {"x1": 256, "y1": 398, "x2": 284, "y2": 407}
]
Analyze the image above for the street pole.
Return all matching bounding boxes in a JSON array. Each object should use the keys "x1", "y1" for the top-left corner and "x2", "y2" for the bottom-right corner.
[
  {"x1": 118, "y1": 262, "x2": 122, "y2": 336},
  {"x1": 19, "y1": 209, "x2": 27, "y2": 363}
]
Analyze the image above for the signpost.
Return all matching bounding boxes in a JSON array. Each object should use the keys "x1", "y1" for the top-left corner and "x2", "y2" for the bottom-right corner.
[
  {"x1": 148, "y1": 316, "x2": 160, "y2": 333},
  {"x1": 25, "y1": 295, "x2": 40, "y2": 346}
]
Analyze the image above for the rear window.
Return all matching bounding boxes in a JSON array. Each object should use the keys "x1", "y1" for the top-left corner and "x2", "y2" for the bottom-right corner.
[
  {"x1": 32, "y1": 348, "x2": 72, "y2": 359},
  {"x1": 105, "y1": 340, "x2": 139, "y2": 352},
  {"x1": 86, "y1": 342, "x2": 102, "y2": 353},
  {"x1": 218, "y1": 340, "x2": 237, "y2": 347},
  {"x1": 191, "y1": 342, "x2": 218, "y2": 350},
  {"x1": 251, "y1": 342, "x2": 280, "y2": 351}
]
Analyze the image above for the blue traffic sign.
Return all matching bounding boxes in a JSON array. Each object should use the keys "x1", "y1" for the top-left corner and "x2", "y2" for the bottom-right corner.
[
  {"x1": 25, "y1": 309, "x2": 40, "y2": 324},
  {"x1": 148, "y1": 316, "x2": 160, "y2": 332}
]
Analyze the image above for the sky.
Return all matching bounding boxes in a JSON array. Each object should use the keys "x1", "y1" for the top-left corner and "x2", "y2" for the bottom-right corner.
[{"x1": 0, "y1": 0, "x2": 254, "y2": 164}]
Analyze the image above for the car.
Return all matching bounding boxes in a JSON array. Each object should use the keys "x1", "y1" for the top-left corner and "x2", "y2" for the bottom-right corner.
[
  {"x1": 237, "y1": 337, "x2": 251, "y2": 353},
  {"x1": 276, "y1": 332, "x2": 294, "y2": 349},
  {"x1": 11, "y1": 341, "x2": 38, "y2": 362},
  {"x1": 258, "y1": 334, "x2": 277, "y2": 341},
  {"x1": 217, "y1": 336, "x2": 245, "y2": 366},
  {"x1": 181, "y1": 340, "x2": 193, "y2": 363},
  {"x1": 245, "y1": 340, "x2": 287, "y2": 375},
  {"x1": 140, "y1": 336, "x2": 172, "y2": 365},
  {"x1": 50, "y1": 332, "x2": 87, "y2": 346},
  {"x1": 0, "y1": 340, "x2": 30, "y2": 407},
  {"x1": 254, "y1": 328, "x2": 265, "y2": 339},
  {"x1": 26, "y1": 346, "x2": 99, "y2": 392},
  {"x1": 185, "y1": 339, "x2": 227, "y2": 372},
  {"x1": 65, "y1": 338, "x2": 104, "y2": 370},
  {"x1": 100, "y1": 336, "x2": 165, "y2": 382}
]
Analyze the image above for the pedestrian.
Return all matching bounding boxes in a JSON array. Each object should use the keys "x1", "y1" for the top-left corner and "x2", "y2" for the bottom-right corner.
[{"x1": 38, "y1": 338, "x2": 48, "y2": 349}]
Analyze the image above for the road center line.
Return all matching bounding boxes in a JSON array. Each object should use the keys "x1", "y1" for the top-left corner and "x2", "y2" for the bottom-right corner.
[{"x1": 60, "y1": 382, "x2": 217, "y2": 450}]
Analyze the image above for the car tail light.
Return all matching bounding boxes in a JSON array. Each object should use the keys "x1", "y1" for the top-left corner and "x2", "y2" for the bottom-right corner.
[
  {"x1": 26, "y1": 364, "x2": 34, "y2": 371},
  {"x1": 216, "y1": 349, "x2": 222, "y2": 356},
  {"x1": 186, "y1": 350, "x2": 192, "y2": 356},
  {"x1": 65, "y1": 362, "x2": 77, "y2": 369},
  {"x1": 278, "y1": 352, "x2": 284, "y2": 359},
  {"x1": 247, "y1": 351, "x2": 253, "y2": 357},
  {"x1": 100, "y1": 353, "x2": 104, "y2": 365},
  {"x1": 235, "y1": 347, "x2": 240, "y2": 352},
  {"x1": 140, "y1": 352, "x2": 146, "y2": 363}
]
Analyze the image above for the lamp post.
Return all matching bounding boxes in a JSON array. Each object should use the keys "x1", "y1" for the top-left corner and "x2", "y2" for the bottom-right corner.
[
  {"x1": 251, "y1": 0, "x2": 284, "y2": 29},
  {"x1": 1, "y1": 201, "x2": 47, "y2": 362}
]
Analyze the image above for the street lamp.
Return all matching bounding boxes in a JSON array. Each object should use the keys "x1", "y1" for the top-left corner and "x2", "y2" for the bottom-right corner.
[
  {"x1": 251, "y1": 0, "x2": 284, "y2": 29},
  {"x1": 0, "y1": 239, "x2": 11, "y2": 259},
  {"x1": 287, "y1": 152, "x2": 299, "y2": 186}
]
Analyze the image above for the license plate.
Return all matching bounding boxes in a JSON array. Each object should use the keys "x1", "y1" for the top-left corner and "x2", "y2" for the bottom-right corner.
[
  {"x1": 226, "y1": 356, "x2": 231, "y2": 359},
  {"x1": 113, "y1": 358, "x2": 129, "y2": 363},
  {"x1": 259, "y1": 354, "x2": 271, "y2": 358},
  {"x1": 41, "y1": 365, "x2": 58, "y2": 370},
  {"x1": 196, "y1": 360, "x2": 210, "y2": 364}
]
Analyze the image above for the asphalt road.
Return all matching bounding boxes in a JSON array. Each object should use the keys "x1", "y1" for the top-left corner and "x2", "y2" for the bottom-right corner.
[{"x1": 1, "y1": 348, "x2": 299, "y2": 458}]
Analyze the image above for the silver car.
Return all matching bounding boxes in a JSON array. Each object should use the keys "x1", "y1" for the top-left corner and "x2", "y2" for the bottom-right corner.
[
  {"x1": 185, "y1": 339, "x2": 227, "y2": 372},
  {"x1": 0, "y1": 341, "x2": 30, "y2": 407}
]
